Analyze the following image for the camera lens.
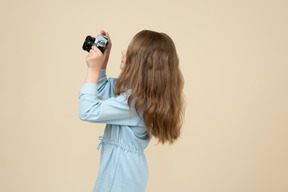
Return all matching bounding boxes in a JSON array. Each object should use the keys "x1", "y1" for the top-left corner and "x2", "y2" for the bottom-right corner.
[{"x1": 82, "y1": 36, "x2": 95, "y2": 52}]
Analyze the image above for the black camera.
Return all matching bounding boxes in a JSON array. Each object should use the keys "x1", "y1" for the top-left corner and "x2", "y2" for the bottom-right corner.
[{"x1": 82, "y1": 34, "x2": 108, "y2": 53}]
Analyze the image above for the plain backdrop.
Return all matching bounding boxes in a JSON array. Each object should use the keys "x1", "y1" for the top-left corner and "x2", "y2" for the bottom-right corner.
[{"x1": 0, "y1": 0, "x2": 287, "y2": 191}]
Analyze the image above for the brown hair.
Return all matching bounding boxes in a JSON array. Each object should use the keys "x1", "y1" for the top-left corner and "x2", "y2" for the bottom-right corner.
[{"x1": 114, "y1": 30, "x2": 185, "y2": 144}]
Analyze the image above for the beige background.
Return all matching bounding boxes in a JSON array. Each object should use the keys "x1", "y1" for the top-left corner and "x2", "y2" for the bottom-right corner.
[{"x1": 0, "y1": 0, "x2": 287, "y2": 191}]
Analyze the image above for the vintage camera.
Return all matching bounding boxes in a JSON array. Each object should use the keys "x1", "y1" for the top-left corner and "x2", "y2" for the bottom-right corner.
[{"x1": 82, "y1": 34, "x2": 108, "y2": 53}]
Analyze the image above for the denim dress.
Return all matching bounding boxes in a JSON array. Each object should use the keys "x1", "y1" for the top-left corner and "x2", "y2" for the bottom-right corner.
[{"x1": 78, "y1": 69, "x2": 150, "y2": 192}]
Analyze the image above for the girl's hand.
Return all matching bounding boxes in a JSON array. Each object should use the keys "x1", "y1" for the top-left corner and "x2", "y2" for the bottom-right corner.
[
  {"x1": 100, "y1": 30, "x2": 112, "y2": 69},
  {"x1": 85, "y1": 45, "x2": 104, "y2": 71}
]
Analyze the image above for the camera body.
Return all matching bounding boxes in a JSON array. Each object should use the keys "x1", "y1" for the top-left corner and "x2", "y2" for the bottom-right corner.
[{"x1": 82, "y1": 34, "x2": 108, "y2": 53}]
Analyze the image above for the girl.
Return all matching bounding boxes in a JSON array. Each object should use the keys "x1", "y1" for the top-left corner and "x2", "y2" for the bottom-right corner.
[{"x1": 78, "y1": 30, "x2": 184, "y2": 192}]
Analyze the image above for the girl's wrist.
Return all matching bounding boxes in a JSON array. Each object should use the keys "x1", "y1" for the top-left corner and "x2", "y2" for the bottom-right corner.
[
  {"x1": 85, "y1": 68, "x2": 101, "y2": 83},
  {"x1": 101, "y1": 64, "x2": 107, "y2": 69}
]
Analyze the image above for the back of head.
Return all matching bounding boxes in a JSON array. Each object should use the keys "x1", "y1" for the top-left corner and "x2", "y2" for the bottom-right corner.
[{"x1": 115, "y1": 30, "x2": 185, "y2": 144}]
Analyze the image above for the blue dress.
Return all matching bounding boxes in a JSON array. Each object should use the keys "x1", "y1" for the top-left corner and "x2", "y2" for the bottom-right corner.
[{"x1": 78, "y1": 69, "x2": 150, "y2": 192}]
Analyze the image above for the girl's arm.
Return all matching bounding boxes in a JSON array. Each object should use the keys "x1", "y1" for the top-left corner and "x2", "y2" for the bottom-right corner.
[
  {"x1": 84, "y1": 30, "x2": 111, "y2": 84},
  {"x1": 78, "y1": 83, "x2": 144, "y2": 127},
  {"x1": 79, "y1": 31, "x2": 144, "y2": 126},
  {"x1": 97, "y1": 69, "x2": 117, "y2": 101},
  {"x1": 84, "y1": 30, "x2": 115, "y2": 101}
]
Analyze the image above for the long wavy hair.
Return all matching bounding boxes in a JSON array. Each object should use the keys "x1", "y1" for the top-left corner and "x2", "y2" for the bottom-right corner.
[{"x1": 114, "y1": 30, "x2": 185, "y2": 144}]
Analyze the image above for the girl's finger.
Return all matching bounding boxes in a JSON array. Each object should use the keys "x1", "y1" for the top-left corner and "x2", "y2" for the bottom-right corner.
[
  {"x1": 92, "y1": 45, "x2": 102, "y2": 54},
  {"x1": 100, "y1": 30, "x2": 106, "y2": 35},
  {"x1": 91, "y1": 45, "x2": 100, "y2": 53},
  {"x1": 89, "y1": 48, "x2": 96, "y2": 55},
  {"x1": 100, "y1": 30, "x2": 110, "y2": 40},
  {"x1": 106, "y1": 32, "x2": 111, "y2": 46},
  {"x1": 91, "y1": 45, "x2": 97, "y2": 51}
]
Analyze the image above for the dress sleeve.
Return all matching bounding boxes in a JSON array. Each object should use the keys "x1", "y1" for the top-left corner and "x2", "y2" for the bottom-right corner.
[
  {"x1": 78, "y1": 83, "x2": 145, "y2": 127},
  {"x1": 97, "y1": 69, "x2": 117, "y2": 101}
]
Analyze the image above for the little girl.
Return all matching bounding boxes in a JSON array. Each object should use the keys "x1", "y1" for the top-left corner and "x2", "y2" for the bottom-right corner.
[{"x1": 78, "y1": 30, "x2": 184, "y2": 192}]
